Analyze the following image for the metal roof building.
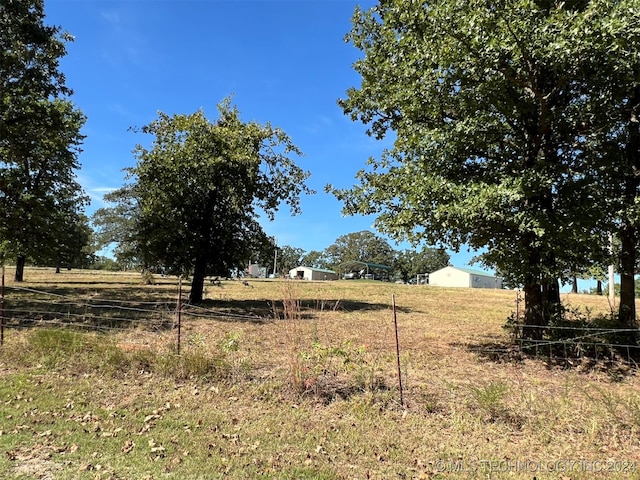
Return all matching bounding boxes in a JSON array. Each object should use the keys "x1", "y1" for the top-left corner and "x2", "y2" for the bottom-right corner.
[
  {"x1": 288, "y1": 266, "x2": 338, "y2": 281},
  {"x1": 428, "y1": 266, "x2": 503, "y2": 289}
]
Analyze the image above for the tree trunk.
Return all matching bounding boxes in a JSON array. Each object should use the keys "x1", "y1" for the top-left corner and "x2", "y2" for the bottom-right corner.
[
  {"x1": 543, "y1": 278, "x2": 561, "y2": 307},
  {"x1": 618, "y1": 225, "x2": 637, "y2": 327},
  {"x1": 522, "y1": 281, "x2": 545, "y2": 340},
  {"x1": 189, "y1": 256, "x2": 207, "y2": 304},
  {"x1": 617, "y1": 85, "x2": 640, "y2": 328},
  {"x1": 596, "y1": 280, "x2": 602, "y2": 295},
  {"x1": 14, "y1": 255, "x2": 25, "y2": 282},
  {"x1": 571, "y1": 276, "x2": 578, "y2": 294}
]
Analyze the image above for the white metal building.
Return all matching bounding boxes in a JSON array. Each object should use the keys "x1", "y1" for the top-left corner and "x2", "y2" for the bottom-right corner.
[
  {"x1": 288, "y1": 266, "x2": 338, "y2": 281},
  {"x1": 428, "y1": 266, "x2": 502, "y2": 289}
]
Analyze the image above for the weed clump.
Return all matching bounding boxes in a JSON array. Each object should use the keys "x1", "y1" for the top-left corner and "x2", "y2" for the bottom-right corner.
[{"x1": 274, "y1": 282, "x2": 386, "y2": 402}]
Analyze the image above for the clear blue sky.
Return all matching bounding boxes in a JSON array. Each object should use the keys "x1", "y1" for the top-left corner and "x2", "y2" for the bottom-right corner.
[{"x1": 43, "y1": 0, "x2": 484, "y2": 271}]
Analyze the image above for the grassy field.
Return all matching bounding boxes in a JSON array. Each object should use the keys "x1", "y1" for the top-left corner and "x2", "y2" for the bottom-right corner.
[{"x1": 1, "y1": 267, "x2": 640, "y2": 479}]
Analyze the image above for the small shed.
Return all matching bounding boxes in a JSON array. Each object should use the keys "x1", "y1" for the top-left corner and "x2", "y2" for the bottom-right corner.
[
  {"x1": 428, "y1": 266, "x2": 502, "y2": 289},
  {"x1": 289, "y1": 266, "x2": 338, "y2": 281}
]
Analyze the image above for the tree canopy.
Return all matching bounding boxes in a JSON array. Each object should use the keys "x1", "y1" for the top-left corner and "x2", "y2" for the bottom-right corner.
[
  {"x1": 394, "y1": 248, "x2": 450, "y2": 283},
  {"x1": 324, "y1": 230, "x2": 395, "y2": 270},
  {"x1": 277, "y1": 245, "x2": 306, "y2": 275},
  {"x1": 95, "y1": 99, "x2": 313, "y2": 303},
  {"x1": 331, "y1": 0, "x2": 640, "y2": 332},
  {"x1": 0, "y1": 0, "x2": 88, "y2": 279}
]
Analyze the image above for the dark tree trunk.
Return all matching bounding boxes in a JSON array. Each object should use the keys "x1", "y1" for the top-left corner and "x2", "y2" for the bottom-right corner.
[
  {"x1": 618, "y1": 225, "x2": 637, "y2": 327},
  {"x1": 522, "y1": 281, "x2": 545, "y2": 340},
  {"x1": 189, "y1": 256, "x2": 207, "y2": 304},
  {"x1": 571, "y1": 276, "x2": 578, "y2": 294},
  {"x1": 544, "y1": 278, "x2": 561, "y2": 307},
  {"x1": 521, "y1": 245, "x2": 546, "y2": 340},
  {"x1": 617, "y1": 85, "x2": 640, "y2": 328},
  {"x1": 543, "y1": 278, "x2": 562, "y2": 326},
  {"x1": 14, "y1": 255, "x2": 25, "y2": 282},
  {"x1": 596, "y1": 280, "x2": 602, "y2": 295},
  {"x1": 521, "y1": 247, "x2": 562, "y2": 340}
]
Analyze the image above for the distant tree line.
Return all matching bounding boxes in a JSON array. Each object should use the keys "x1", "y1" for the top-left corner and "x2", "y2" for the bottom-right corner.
[{"x1": 275, "y1": 230, "x2": 450, "y2": 283}]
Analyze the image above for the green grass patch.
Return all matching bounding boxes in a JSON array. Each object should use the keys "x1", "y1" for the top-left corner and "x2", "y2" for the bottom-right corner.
[{"x1": 1, "y1": 269, "x2": 639, "y2": 478}]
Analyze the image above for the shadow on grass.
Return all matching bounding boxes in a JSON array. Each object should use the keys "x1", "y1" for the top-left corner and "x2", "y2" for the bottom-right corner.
[
  {"x1": 192, "y1": 297, "x2": 402, "y2": 321},
  {"x1": 457, "y1": 338, "x2": 638, "y2": 379},
  {"x1": 3, "y1": 286, "x2": 403, "y2": 333},
  {"x1": 4, "y1": 285, "x2": 180, "y2": 332}
]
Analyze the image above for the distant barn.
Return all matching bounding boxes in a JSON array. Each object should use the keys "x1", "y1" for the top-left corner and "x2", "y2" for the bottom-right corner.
[
  {"x1": 428, "y1": 266, "x2": 502, "y2": 289},
  {"x1": 288, "y1": 266, "x2": 338, "y2": 281}
]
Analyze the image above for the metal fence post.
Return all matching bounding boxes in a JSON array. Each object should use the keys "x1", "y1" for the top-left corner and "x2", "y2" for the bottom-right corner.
[
  {"x1": 177, "y1": 278, "x2": 182, "y2": 355},
  {"x1": 392, "y1": 294, "x2": 404, "y2": 407}
]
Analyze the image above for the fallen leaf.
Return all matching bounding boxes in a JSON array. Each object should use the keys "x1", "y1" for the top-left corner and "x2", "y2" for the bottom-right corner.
[{"x1": 122, "y1": 440, "x2": 135, "y2": 454}]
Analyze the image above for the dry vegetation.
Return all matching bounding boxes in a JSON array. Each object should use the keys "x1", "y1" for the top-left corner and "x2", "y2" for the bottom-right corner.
[{"x1": 1, "y1": 267, "x2": 640, "y2": 479}]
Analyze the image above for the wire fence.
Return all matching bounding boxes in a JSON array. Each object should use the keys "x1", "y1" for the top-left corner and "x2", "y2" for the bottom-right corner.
[
  {"x1": 0, "y1": 282, "x2": 270, "y2": 353},
  {"x1": 509, "y1": 324, "x2": 640, "y2": 365},
  {"x1": 2, "y1": 276, "x2": 640, "y2": 368}
]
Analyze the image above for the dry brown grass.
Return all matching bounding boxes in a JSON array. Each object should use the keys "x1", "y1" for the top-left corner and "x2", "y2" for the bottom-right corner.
[{"x1": 1, "y1": 267, "x2": 640, "y2": 479}]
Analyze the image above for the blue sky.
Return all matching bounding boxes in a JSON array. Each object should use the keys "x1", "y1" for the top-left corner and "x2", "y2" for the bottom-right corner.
[{"x1": 44, "y1": 0, "x2": 483, "y2": 270}]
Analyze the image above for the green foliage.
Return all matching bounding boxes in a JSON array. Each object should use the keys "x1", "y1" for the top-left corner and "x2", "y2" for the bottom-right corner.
[
  {"x1": 92, "y1": 186, "x2": 142, "y2": 269},
  {"x1": 21, "y1": 329, "x2": 128, "y2": 372},
  {"x1": 90, "y1": 256, "x2": 124, "y2": 271},
  {"x1": 27, "y1": 328, "x2": 85, "y2": 361},
  {"x1": 277, "y1": 245, "x2": 306, "y2": 274},
  {"x1": 94, "y1": 98, "x2": 313, "y2": 302},
  {"x1": 297, "y1": 340, "x2": 380, "y2": 395},
  {"x1": 393, "y1": 247, "x2": 449, "y2": 283},
  {"x1": 324, "y1": 230, "x2": 394, "y2": 270},
  {"x1": 14, "y1": 328, "x2": 234, "y2": 382},
  {"x1": 37, "y1": 212, "x2": 94, "y2": 270},
  {"x1": 0, "y1": 1, "x2": 88, "y2": 280},
  {"x1": 170, "y1": 351, "x2": 230, "y2": 380},
  {"x1": 331, "y1": 0, "x2": 640, "y2": 328},
  {"x1": 218, "y1": 332, "x2": 254, "y2": 379},
  {"x1": 220, "y1": 332, "x2": 241, "y2": 353},
  {"x1": 300, "y1": 249, "x2": 329, "y2": 269}
]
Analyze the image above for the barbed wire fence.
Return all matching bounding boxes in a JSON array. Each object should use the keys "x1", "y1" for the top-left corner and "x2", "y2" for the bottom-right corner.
[
  {"x1": 512, "y1": 326, "x2": 640, "y2": 365},
  {"x1": 0, "y1": 273, "x2": 269, "y2": 353},
  {"x1": 490, "y1": 289, "x2": 640, "y2": 366},
  {"x1": 2, "y1": 269, "x2": 640, "y2": 369}
]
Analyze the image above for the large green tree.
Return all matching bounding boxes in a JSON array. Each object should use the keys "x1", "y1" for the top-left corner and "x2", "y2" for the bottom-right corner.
[
  {"x1": 301, "y1": 250, "x2": 329, "y2": 269},
  {"x1": 394, "y1": 247, "x2": 450, "y2": 284},
  {"x1": 100, "y1": 99, "x2": 312, "y2": 303},
  {"x1": 331, "y1": 0, "x2": 632, "y2": 335},
  {"x1": 324, "y1": 230, "x2": 395, "y2": 270},
  {"x1": 42, "y1": 211, "x2": 93, "y2": 272},
  {"x1": 277, "y1": 245, "x2": 306, "y2": 275},
  {"x1": 0, "y1": 0, "x2": 87, "y2": 280},
  {"x1": 577, "y1": 3, "x2": 640, "y2": 327},
  {"x1": 92, "y1": 186, "x2": 141, "y2": 270}
]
